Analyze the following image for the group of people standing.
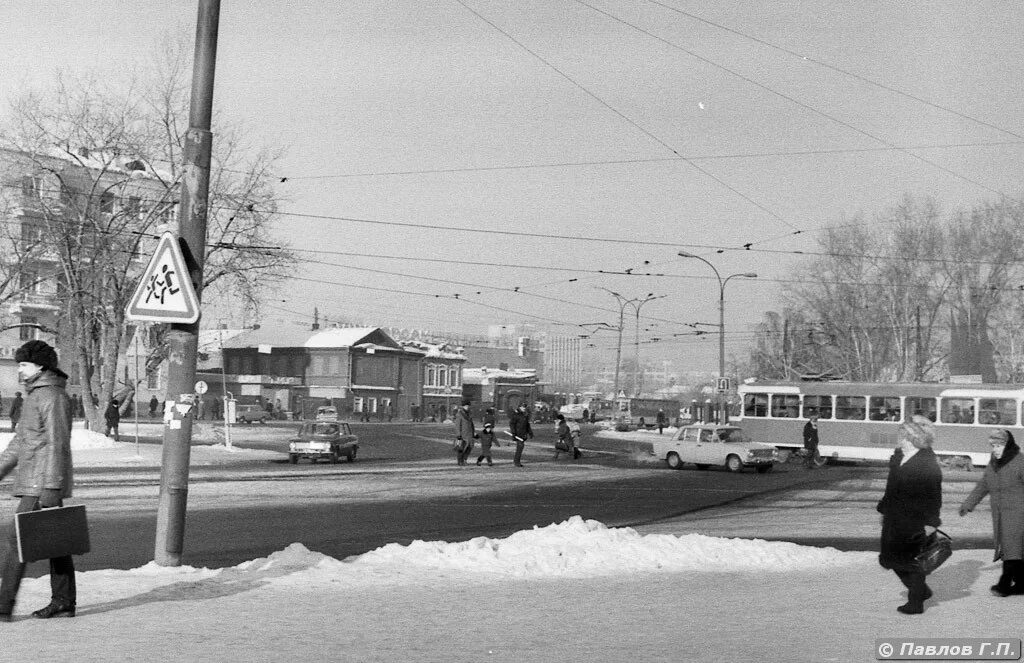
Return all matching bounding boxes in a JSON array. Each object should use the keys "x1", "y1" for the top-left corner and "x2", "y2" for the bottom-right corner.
[
  {"x1": 454, "y1": 399, "x2": 558, "y2": 468},
  {"x1": 875, "y1": 414, "x2": 1024, "y2": 615}
]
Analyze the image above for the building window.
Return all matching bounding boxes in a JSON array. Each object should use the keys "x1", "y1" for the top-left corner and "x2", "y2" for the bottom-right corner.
[
  {"x1": 147, "y1": 369, "x2": 160, "y2": 390},
  {"x1": 19, "y1": 317, "x2": 38, "y2": 341},
  {"x1": 353, "y1": 396, "x2": 363, "y2": 413},
  {"x1": 426, "y1": 365, "x2": 435, "y2": 387},
  {"x1": 449, "y1": 367, "x2": 459, "y2": 387}
]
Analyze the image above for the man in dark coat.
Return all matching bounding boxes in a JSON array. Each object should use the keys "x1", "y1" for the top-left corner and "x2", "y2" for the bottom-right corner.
[
  {"x1": 148, "y1": 395, "x2": 159, "y2": 418},
  {"x1": 0, "y1": 340, "x2": 77, "y2": 620},
  {"x1": 508, "y1": 403, "x2": 533, "y2": 468},
  {"x1": 656, "y1": 409, "x2": 667, "y2": 434},
  {"x1": 8, "y1": 392, "x2": 23, "y2": 432},
  {"x1": 802, "y1": 413, "x2": 821, "y2": 468},
  {"x1": 453, "y1": 398, "x2": 476, "y2": 466},
  {"x1": 877, "y1": 415, "x2": 943, "y2": 615},
  {"x1": 104, "y1": 399, "x2": 121, "y2": 441}
]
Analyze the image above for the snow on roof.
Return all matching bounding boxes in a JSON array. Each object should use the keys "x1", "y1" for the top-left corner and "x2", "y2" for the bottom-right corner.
[{"x1": 305, "y1": 327, "x2": 390, "y2": 348}]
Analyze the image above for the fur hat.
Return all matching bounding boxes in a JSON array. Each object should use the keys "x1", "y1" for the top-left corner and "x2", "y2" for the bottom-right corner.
[
  {"x1": 460, "y1": 397, "x2": 472, "y2": 406},
  {"x1": 15, "y1": 340, "x2": 59, "y2": 371},
  {"x1": 900, "y1": 414, "x2": 936, "y2": 449}
]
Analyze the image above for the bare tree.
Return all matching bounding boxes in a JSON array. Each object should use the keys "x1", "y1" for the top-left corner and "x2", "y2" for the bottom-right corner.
[{"x1": 0, "y1": 43, "x2": 295, "y2": 430}]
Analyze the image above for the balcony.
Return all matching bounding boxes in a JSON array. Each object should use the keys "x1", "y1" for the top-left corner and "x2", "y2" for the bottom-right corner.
[{"x1": 9, "y1": 292, "x2": 60, "y2": 313}]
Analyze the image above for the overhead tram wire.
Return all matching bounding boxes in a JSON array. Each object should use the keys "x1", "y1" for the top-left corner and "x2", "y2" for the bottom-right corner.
[
  {"x1": 576, "y1": 0, "x2": 1024, "y2": 210},
  {"x1": 452, "y1": 0, "x2": 802, "y2": 234},
  {"x1": 642, "y1": 0, "x2": 1024, "y2": 142},
  {"x1": 269, "y1": 139, "x2": 1024, "y2": 182}
]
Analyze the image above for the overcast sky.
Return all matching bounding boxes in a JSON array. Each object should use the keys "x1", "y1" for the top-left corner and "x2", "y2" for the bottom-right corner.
[{"x1": 2, "y1": 1, "x2": 1021, "y2": 373}]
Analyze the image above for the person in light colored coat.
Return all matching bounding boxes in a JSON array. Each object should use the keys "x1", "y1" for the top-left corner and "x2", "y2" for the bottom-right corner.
[
  {"x1": 0, "y1": 340, "x2": 77, "y2": 620},
  {"x1": 959, "y1": 429, "x2": 1024, "y2": 596}
]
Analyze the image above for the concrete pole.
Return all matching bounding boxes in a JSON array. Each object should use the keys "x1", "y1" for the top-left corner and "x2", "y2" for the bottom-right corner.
[{"x1": 154, "y1": 0, "x2": 220, "y2": 566}]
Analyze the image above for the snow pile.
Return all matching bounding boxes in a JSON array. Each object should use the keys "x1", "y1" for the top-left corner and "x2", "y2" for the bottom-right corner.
[{"x1": 349, "y1": 516, "x2": 873, "y2": 578}]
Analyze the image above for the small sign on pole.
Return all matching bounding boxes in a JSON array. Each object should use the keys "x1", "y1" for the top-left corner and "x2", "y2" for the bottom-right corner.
[
  {"x1": 716, "y1": 377, "x2": 731, "y2": 393},
  {"x1": 125, "y1": 232, "x2": 200, "y2": 324}
]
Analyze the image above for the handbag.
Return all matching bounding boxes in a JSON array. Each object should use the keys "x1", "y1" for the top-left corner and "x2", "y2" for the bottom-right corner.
[
  {"x1": 453, "y1": 438, "x2": 468, "y2": 453},
  {"x1": 915, "y1": 528, "x2": 952, "y2": 575}
]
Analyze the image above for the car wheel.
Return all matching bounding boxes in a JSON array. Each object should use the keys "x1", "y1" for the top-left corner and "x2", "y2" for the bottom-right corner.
[
  {"x1": 756, "y1": 464, "x2": 773, "y2": 474},
  {"x1": 331, "y1": 450, "x2": 341, "y2": 464},
  {"x1": 259, "y1": 417, "x2": 267, "y2": 425},
  {"x1": 288, "y1": 454, "x2": 298, "y2": 464},
  {"x1": 725, "y1": 455, "x2": 743, "y2": 473},
  {"x1": 695, "y1": 464, "x2": 710, "y2": 470},
  {"x1": 666, "y1": 452, "x2": 683, "y2": 470},
  {"x1": 812, "y1": 454, "x2": 828, "y2": 468},
  {"x1": 347, "y1": 448, "x2": 357, "y2": 463}
]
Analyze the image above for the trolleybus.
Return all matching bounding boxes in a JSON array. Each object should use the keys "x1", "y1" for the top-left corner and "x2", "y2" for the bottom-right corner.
[{"x1": 735, "y1": 380, "x2": 1023, "y2": 466}]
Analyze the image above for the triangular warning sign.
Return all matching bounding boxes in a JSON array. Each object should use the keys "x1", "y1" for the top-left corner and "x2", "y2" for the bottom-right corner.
[{"x1": 126, "y1": 232, "x2": 200, "y2": 323}]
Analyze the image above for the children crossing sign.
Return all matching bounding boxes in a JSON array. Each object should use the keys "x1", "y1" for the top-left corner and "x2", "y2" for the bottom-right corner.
[{"x1": 126, "y1": 232, "x2": 200, "y2": 323}]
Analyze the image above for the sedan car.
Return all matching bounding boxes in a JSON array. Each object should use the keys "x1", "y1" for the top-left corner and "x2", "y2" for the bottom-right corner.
[
  {"x1": 288, "y1": 420, "x2": 359, "y2": 464},
  {"x1": 650, "y1": 424, "x2": 778, "y2": 473}
]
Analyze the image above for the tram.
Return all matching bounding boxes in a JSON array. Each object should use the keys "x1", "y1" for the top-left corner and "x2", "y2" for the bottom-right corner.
[{"x1": 735, "y1": 380, "x2": 1024, "y2": 466}]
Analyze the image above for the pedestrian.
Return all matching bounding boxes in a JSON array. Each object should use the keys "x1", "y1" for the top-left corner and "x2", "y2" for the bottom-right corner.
[
  {"x1": 959, "y1": 429, "x2": 1024, "y2": 596},
  {"x1": 8, "y1": 391, "x2": 23, "y2": 433},
  {"x1": 803, "y1": 413, "x2": 821, "y2": 468},
  {"x1": 0, "y1": 340, "x2": 77, "y2": 620},
  {"x1": 554, "y1": 413, "x2": 573, "y2": 460},
  {"x1": 656, "y1": 409, "x2": 667, "y2": 435},
  {"x1": 508, "y1": 403, "x2": 533, "y2": 468},
  {"x1": 569, "y1": 418, "x2": 582, "y2": 460},
  {"x1": 476, "y1": 407, "x2": 496, "y2": 466},
  {"x1": 453, "y1": 397, "x2": 476, "y2": 466},
  {"x1": 876, "y1": 415, "x2": 942, "y2": 615},
  {"x1": 149, "y1": 395, "x2": 159, "y2": 418},
  {"x1": 104, "y1": 398, "x2": 121, "y2": 441}
]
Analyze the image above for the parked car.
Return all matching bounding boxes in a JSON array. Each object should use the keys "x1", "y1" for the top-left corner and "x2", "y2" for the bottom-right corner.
[
  {"x1": 288, "y1": 420, "x2": 359, "y2": 464},
  {"x1": 235, "y1": 403, "x2": 269, "y2": 424},
  {"x1": 650, "y1": 424, "x2": 777, "y2": 473}
]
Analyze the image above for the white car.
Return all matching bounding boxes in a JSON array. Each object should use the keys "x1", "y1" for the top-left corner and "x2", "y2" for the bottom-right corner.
[{"x1": 650, "y1": 424, "x2": 778, "y2": 473}]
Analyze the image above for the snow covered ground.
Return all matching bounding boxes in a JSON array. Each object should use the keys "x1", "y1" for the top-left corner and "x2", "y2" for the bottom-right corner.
[{"x1": 0, "y1": 427, "x2": 1016, "y2": 662}]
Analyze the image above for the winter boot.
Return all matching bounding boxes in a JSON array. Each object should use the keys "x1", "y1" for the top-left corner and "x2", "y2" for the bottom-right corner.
[{"x1": 991, "y1": 561, "x2": 1015, "y2": 597}]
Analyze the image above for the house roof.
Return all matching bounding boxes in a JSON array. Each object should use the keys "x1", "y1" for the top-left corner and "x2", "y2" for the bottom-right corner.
[{"x1": 221, "y1": 326, "x2": 403, "y2": 351}]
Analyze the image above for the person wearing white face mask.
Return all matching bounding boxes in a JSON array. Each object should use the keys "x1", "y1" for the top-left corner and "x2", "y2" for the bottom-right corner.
[
  {"x1": 876, "y1": 415, "x2": 943, "y2": 615},
  {"x1": 959, "y1": 429, "x2": 1024, "y2": 596}
]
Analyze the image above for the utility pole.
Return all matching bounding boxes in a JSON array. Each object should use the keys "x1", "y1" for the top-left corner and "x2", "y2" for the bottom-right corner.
[{"x1": 154, "y1": 0, "x2": 220, "y2": 567}]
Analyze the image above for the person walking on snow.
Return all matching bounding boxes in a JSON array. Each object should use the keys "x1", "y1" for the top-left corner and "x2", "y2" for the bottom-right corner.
[
  {"x1": 0, "y1": 340, "x2": 78, "y2": 620},
  {"x1": 453, "y1": 398, "x2": 477, "y2": 466},
  {"x1": 8, "y1": 391, "x2": 23, "y2": 432},
  {"x1": 508, "y1": 403, "x2": 533, "y2": 467},
  {"x1": 959, "y1": 429, "x2": 1024, "y2": 596},
  {"x1": 476, "y1": 407, "x2": 497, "y2": 466}
]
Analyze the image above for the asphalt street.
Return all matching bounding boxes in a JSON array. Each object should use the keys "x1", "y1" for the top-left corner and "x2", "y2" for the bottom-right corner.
[{"x1": 8, "y1": 421, "x2": 995, "y2": 574}]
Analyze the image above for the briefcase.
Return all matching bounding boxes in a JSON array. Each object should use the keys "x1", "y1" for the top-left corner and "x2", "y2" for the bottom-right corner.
[{"x1": 15, "y1": 505, "x2": 91, "y2": 563}]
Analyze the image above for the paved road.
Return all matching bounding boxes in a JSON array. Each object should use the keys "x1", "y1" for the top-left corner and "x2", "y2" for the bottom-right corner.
[{"x1": 19, "y1": 422, "x2": 992, "y2": 574}]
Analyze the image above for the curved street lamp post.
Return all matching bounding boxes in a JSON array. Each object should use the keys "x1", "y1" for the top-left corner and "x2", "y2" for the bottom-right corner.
[{"x1": 677, "y1": 251, "x2": 757, "y2": 422}]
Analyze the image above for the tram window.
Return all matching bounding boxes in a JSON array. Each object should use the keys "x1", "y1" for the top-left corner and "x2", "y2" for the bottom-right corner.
[
  {"x1": 905, "y1": 397, "x2": 937, "y2": 422},
  {"x1": 940, "y1": 398, "x2": 975, "y2": 424},
  {"x1": 869, "y1": 396, "x2": 901, "y2": 421},
  {"x1": 835, "y1": 396, "x2": 866, "y2": 420},
  {"x1": 771, "y1": 394, "x2": 800, "y2": 418},
  {"x1": 743, "y1": 393, "x2": 768, "y2": 417},
  {"x1": 802, "y1": 395, "x2": 833, "y2": 419},
  {"x1": 979, "y1": 399, "x2": 1016, "y2": 426}
]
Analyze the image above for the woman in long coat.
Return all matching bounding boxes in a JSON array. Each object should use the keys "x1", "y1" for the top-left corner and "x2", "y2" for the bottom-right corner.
[
  {"x1": 877, "y1": 415, "x2": 943, "y2": 615},
  {"x1": 959, "y1": 429, "x2": 1024, "y2": 596}
]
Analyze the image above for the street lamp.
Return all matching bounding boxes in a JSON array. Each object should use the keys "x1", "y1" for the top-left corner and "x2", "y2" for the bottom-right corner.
[
  {"x1": 678, "y1": 251, "x2": 757, "y2": 421},
  {"x1": 630, "y1": 293, "x2": 665, "y2": 397},
  {"x1": 591, "y1": 288, "x2": 663, "y2": 399}
]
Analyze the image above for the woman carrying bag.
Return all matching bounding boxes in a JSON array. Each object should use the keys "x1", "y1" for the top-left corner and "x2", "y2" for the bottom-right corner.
[{"x1": 877, "y1": 415, "x2": 943, "y2": 615}]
